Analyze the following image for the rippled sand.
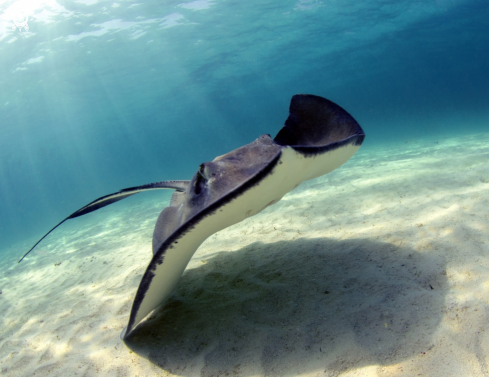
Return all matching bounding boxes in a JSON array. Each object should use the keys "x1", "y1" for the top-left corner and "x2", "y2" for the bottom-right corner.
[{"x1": 1, "y1": 132, "x2": 489, "y2": 376}]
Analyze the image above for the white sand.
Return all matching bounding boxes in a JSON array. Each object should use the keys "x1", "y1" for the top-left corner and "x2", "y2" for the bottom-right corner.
[{"x1": 1, "y1": 132, "x2": 489, "y2": 376}]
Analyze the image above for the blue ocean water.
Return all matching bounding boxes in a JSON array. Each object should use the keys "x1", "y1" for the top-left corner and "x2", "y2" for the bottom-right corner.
[{"x1": 0, "y1": 0, "x2": 488, "y2": 257}]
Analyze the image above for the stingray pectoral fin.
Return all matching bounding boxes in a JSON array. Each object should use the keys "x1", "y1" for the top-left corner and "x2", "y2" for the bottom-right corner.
[
  {"x1": 152, "y1": 206, "x2": 181, "y2": 254},
  {"x1": 123, "y1": 224, "x2": 208, "y2": 339},
  {"x1": 274, "y1": 94, "x2": 365, "y2": 153},
  {"x1": 273, "y1": 94, "x2": 365, "y2": 181},
  {"x1": 18, "y1": 180, "x2": 190, "y2": 263}
]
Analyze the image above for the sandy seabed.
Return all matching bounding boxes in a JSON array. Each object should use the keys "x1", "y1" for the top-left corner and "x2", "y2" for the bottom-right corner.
[{"x1": 1, "y1": 132, "x2": 489, "y2": 377}]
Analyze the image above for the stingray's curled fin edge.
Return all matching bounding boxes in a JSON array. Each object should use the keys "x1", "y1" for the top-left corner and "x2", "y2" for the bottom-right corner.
[{"x1": 17, "y1": 180, "x2": 190, "y2": 263}]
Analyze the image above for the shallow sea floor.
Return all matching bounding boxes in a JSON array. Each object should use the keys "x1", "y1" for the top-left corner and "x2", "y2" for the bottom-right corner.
[{"x1": 1, "y1": 132, "x2": 489, "y2": 377}]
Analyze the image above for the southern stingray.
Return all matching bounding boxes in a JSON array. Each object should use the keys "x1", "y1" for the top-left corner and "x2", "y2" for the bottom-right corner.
[{"x1": 19, "y1": 94, "x2": 365, "y2": 340}]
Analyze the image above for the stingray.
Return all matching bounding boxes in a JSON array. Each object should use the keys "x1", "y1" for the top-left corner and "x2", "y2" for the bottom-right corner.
[{"x1": 19, "y1": 94, "x2": 365, "y2": 340}]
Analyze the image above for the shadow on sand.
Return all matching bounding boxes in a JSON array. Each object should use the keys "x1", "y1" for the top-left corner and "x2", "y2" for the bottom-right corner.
[{"x1": 124, "y1": 237, "x2": 447, "y2": 376}]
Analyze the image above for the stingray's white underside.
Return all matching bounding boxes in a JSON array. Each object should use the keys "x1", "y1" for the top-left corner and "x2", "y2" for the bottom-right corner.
[{"x1": 124, "y1": 142, "x2": 360, "y2": 337}]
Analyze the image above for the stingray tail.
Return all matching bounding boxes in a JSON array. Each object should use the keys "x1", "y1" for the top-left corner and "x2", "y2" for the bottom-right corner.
[{"x1": 18, "y1": 180, "x2": 190, "y2": 263}]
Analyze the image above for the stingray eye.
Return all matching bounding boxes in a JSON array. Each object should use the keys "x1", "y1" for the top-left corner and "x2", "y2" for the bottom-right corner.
[{"x1": 194, "y1": 164, "x2": 207, "y2": 195}]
